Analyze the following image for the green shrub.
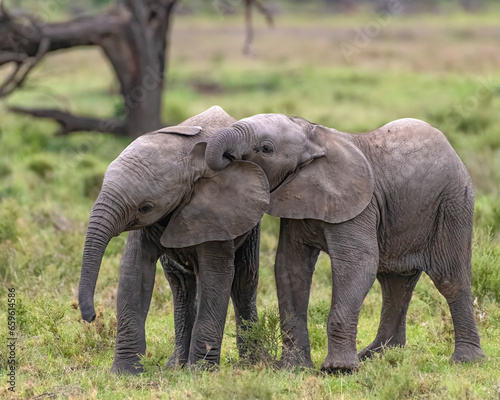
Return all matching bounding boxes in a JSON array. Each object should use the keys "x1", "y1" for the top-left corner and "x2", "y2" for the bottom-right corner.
[
  {"x1": 0, "y1": 161, "x2": 12, "y2": 179},
  {"x1": 27, "y1": 155, "x2": 55, "y2": 179},
  {"x1": 474, "y1": 195, "x2": 500, "y2": 237},
  {"x1": 0, "y1": 198, "x2": 19, "y2": 242},
  {"x1": 235, "y1": 307, "x2": 282, "y2": 366},
  {"x1": 82, "y1": 170, "x2": 104, "y2": 199},
  {"x1": 472, "y1": 233, "x2": 500, "y2": 301},
  {"x1": 76, "y1": 154, "x2": 100, "y2": 170}
]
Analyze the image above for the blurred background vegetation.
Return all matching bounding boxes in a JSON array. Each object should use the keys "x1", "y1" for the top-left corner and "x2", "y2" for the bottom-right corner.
[{"x1": 1, "y1": 1, "x2": 500, "y2": 399}]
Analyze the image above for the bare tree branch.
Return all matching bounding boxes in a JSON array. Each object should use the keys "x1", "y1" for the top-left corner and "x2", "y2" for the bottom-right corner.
[
  {"x1": 0, "y1": 0, "x2": 8, "y2": 17},
  {"x1": 1, "y1": 0, "x2": 267, "y2": 136},
  {"x1": 0, "y1": 37, "x2": 50, "y2": 98},
  {"x1": 9, "y1": 107, "x2": 128, "y2": 136},
  {"x1": 253, "y1": 0, "x2": 274, "y2": 25},
  {"x1": 0, "y1": 52, "x2": 28, "y2": 65},
  {"x1": 0, "y1": 10, "x2": 127, "y2": 60},
  {"x1": 243, "y1": 0, "x2": 274, "y2": 55}
]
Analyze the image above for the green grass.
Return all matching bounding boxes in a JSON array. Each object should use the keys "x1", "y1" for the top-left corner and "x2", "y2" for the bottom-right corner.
[{"x1": 1, "y1": 9, "x2": 500, "y2": 399}]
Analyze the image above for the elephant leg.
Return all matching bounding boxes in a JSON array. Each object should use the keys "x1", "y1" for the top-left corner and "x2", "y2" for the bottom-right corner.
[
  {"x1": 322, "y1": 219, "x2": 378, "y2": 373},
  {"x1": 188, "y1": 241, "x2": 235, "y2": 367},
  {"x1": 111, "y1": 230, "x2": 160, "y2": 374},
  {"x1": 428, "y1": 270, "x2": 485, "y2": 362},
  {"x1": 275, "y1": 219, "x2": 320, "y2": 369},
  {"x1": 161, "y1": 255, "x2": 197, "y2": 368},
  {"x1": 231, "y1": 223, "x2": 260, "y2": 363},
  {"x1": 434, "y1": 284, "x2": 485, "y2": 362},
  {"x1": 358, "y1": 271, "x2": 422, "y2": 360},
  {"x1": 427, "y1": 204, "x2": 485, "y2": 363}
]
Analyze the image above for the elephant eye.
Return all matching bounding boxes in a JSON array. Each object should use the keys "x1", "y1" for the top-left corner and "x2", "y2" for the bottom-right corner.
[
  {"x1": 138, "y1": 204, "x2": 153, "y2": 213},
  {"x1": 261, "y1": 144, "x2": 274, "y2": 154}
]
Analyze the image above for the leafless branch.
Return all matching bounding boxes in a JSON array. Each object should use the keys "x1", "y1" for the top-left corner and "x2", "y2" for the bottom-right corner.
[
  {"x1": 0, "y1": 52, "x2": 28, "y2": 65},
  {"x1": 0, "y1": 37, "x2": 50, "y2": 98},
  {"x1": 0, "y1": 0, "x2": 8, "y2": 17},
  {"x1": 9, "y1": 107, "x2": 128, "y2": 136},
  {"x1": 243, "y1": 0, "x2": 274, "y2": 55}
]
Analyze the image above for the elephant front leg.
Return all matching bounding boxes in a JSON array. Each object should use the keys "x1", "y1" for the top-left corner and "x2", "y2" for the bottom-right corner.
[
  {"x1": 358, "y1": 271, "x2": 422, "y2": 360},
  {"x1": 322, "y1": 223, "x2": 378, "y2": 373},
  {"x1": 188, "y1": 241, "x2": 235, "y2": 367},
  {"x1": 111, "y1": 230, "x2": 159, "y2": 374},
  {"x1": 275, "y1": 219, "x2": 320, "y2": 369},
  {"x1": 161, "y1": 256, "x2": 197, "y2": 368}
]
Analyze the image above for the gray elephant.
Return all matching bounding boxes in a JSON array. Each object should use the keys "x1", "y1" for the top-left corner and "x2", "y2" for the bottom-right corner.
[
  {"x1": 78, "y1": 106, "x2": 269, "y2": 373},
  {"x1": 205, "y1": 114, "x2": 486, "y2": 372}
]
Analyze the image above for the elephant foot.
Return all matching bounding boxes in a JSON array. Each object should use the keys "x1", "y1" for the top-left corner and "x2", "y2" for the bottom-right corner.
[
  {"x1": 451, "y1": 343, "x2": 486, "y2": 363},
  {"x1": 110, "y1": 360, "x2": 143, "y2": 375},
  {"x1": 164, "y1": 351, "x2": 187, "y2": 369},
  {"x1": 277, "y1": 350, "x2": 314, "y2": 370},
  {"x1": 358, "y1": 337, "x2": 405, "y2": 360},
  {"x1": 321, "y1": 352, "x2": 359, "y2": 374},
  {"x1": 187, "y1": 359, "x2": 220, "y2": 371}
]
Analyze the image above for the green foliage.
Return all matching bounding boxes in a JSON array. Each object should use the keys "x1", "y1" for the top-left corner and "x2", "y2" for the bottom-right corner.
[
  {"x1": 475, "y1": 195, "x2": 500, "y2": 238},
  {"x1": 27, "y1": 155, "x2": 55, "y2": 179},
  {"x1": 235, "y1": 308, "x2": 282, "y2": 366},
  {"x1": 0, "y1": 198, "x2": 19, "y2": 243},
  {"x1": 0, "y1": 161, "x2": 12, "y2": 179},
  {"x1": 472, "y1": 232, "x2": 500, "y2": 301},
  {"x1": 82, "y1": 170, "x2": 105, "y2": 199}
]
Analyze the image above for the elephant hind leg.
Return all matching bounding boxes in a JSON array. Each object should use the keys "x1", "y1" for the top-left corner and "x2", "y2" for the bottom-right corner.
[
  {"x1": 428, "y1": 273, "x2": 485, "y2": 362},
  {"x1": 358, "y1": 270, "x2": 421, "y2": 360},
  {"x1": 427, "y1": 202, "x2": 485, "y2": 363}
]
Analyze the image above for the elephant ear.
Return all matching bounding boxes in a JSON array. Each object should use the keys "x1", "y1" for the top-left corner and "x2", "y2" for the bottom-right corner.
[
  {"x1": 161, "y1": 143, "x2": 269, "y2": 248},
  {"x1": 157, "y1": 126, "x2": 202, "y2": 135},
  {"x1": 269, "y1": 125, "x2": 374, "y2": 224}
]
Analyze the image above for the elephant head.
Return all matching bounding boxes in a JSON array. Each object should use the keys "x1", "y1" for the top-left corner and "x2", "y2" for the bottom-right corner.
[
  {"x1": 79, "y1": 106, "x2": 269, "y2": 323},
  {"x1": 205, "y1": 113, "x2": 374, "y2": 224}
]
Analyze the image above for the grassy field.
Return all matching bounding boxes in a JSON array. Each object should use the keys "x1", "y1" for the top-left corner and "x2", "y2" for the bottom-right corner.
[{"x1": 1, "y1": 8, "x2": 500, "y2": 399}]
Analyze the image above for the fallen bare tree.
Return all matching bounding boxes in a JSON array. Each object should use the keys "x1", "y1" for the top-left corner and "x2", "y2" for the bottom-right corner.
[{"x1": 0, "y1": 0, "x2": 273, "y2": 138}]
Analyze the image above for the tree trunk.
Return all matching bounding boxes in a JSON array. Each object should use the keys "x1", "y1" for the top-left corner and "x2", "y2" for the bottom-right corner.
[
  {"x1": 96, "y1": 0, "x2": 177, "y2": 137},
  {"x1": 0, "y1": 0, "x2": 177, "y2": 138}
]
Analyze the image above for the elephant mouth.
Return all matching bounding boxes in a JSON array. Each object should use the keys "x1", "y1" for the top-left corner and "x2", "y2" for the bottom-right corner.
[
  {"x1": 270, "y1": 156, "x2": 318, "y2": 193},
  {"x1": 125, "y1": 220, "x2": 140, "y2": 230},
  {"x1": 124, "y1": 209, "x2": 174, "y2": 232},
  {"x1": 157, "y1": 211, "x2": 173, "y2": 227}
]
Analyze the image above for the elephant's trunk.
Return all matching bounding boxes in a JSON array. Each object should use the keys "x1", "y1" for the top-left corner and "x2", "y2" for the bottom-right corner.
[
  {"x1": 205, "y1": 124, "x2": 250, "y2": 171},
  {"x1": 78, "y1": 196, "x2": 125, "y2": 323}
]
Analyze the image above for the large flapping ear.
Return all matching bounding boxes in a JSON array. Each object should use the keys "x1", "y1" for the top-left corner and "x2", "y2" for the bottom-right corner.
[
  {"x1": 157, "y1": 126, "x2": 202, "y2": 135},
  {"x1": 269, "y1": 125, "x2": 374, "y2": 224},
  {"x1": 161, "y1": 143, "x2": 269, "y2": 248}
]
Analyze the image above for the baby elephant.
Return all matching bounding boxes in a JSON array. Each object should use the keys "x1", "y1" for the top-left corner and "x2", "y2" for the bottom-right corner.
[
  {"x1": 78, "y1": 106, "x2": 269, "y2": 373},
  {"x1": 206, "y1": 114, "x2": 486, "y2": 372}
]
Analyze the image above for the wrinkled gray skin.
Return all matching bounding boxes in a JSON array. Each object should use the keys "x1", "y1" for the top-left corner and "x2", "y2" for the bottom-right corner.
[
  {"x1": 78, "y1": 106, "x2": 269, "y2": 374},
  {"x1": 206, "y1": 114, "x2": 486, "y2": 372}
]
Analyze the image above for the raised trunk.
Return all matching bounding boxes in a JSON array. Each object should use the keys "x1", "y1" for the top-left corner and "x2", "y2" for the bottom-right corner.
[
  {"x1": 78, "y1": 200, "x2": 123, "y2": 322},
  {"x1": 205, "y1": 125, "x2": 250, "y2": 171}
]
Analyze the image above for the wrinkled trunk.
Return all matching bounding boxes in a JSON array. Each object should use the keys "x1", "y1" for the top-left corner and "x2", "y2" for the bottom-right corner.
[
  {"x1": 78, "y1": 199, "x2": 124, "y2": 322},
  {"x1": 205, "y1": 124, "x2": 250, "y2": 171}
]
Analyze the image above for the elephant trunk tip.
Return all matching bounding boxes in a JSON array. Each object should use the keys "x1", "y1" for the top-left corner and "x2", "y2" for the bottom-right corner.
[
  {"x1": 80, "y1": 306, "x2": 96, "y2": 323},
  {"x1": 205, "y1": 142, "x2": 231, "y2": 171},
  {"x1": 207, "y1": 154, "x2": 231, "y2": 171},
  {"x1": 206, "y1": 126, "x2": 246, "y2": 171},
  {"x1": 78, "y1": 294, "x2": 97, "y2": 323}
]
